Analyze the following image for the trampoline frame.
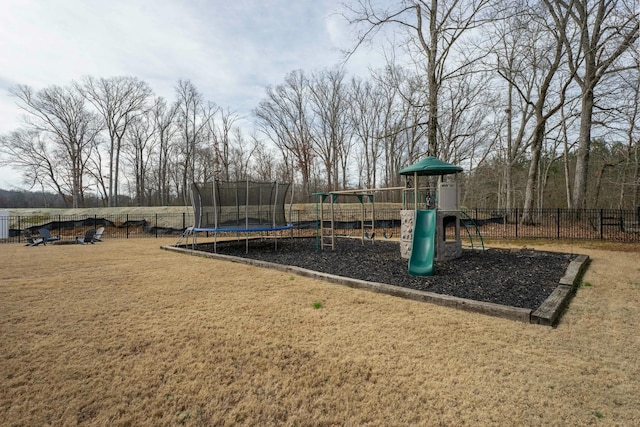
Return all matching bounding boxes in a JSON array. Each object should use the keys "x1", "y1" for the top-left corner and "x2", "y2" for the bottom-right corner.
[{"x1": 184, "y1": 179, "x2": 294, "y2": 253}]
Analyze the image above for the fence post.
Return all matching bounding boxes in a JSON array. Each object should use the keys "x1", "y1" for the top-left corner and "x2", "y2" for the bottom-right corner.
[
  {"x1": 126, "y1": 214, "x2": 129, "y2": 239},
  {"x1": 557, "y1": 208, "x2": 560, "y2": 239},
  {"x1": 58, "y1": 215, "x2": 61, "y2": 238},
  {"x1": 182, "y1": 212, "x2": 185, "y2": 230},
  {"x1": 18, "y1": 216, "x2": 21, "y2": 244},
  {"x1": 600, "y1": 209, "x2": 604, "y2": 240},
  {"x1": 619, "y1": 209, "x2": 623, "y2": 232},
  {"x1": 515, "y1": 208, "x2": 519, "y2": 238},
  {"x1": 155, "y1": 213, "x2": 158, "y2": 238}
]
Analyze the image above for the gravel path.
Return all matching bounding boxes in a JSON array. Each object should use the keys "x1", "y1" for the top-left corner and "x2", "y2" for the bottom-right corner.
[{"x1": 194, "y1": 237, "x2": 576, "y2": 310}]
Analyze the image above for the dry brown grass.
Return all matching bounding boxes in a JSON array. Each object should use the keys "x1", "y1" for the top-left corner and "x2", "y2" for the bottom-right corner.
[{"x1": 1, "y1": 239, "x2": 639, "y2": 426}]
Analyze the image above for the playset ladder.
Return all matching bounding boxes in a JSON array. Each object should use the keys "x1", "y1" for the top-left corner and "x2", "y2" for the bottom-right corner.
[
  {"x1": 460, "y1": 211, "x2": 485, "y2": 251},
  {"x1": 318, "y1": 194, "x2": 336, "y2": 250},
  {"x1": 316, "y1": 192, "x2": 376, "y2": 250}
]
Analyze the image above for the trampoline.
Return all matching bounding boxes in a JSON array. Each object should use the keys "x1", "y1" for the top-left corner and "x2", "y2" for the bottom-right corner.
[{"x1": 183, "y1": 180, "x2": 293, "y2": 252}]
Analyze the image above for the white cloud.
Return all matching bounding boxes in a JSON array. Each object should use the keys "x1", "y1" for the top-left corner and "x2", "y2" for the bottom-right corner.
[
  {"x1": 0, "y1": 166, "x2": 24, "y2": 191},
  {"x1": 0, "y1": 0, "x2": 390, "y2": 190}
]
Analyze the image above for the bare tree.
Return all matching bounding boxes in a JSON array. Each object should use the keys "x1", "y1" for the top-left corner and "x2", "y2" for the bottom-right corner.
[
  {"x1": 174, "y1": 79, "x2": 218, "y2": 203},
  {"x1": 344, "y1": 0, "x2": 492, "y2": 158},
  {"x1": 228, "y1": 128, "x2": 259, "y2": 181},
  {"x1": 150, "y1": 97, "x2": 178, "y2": 205},
  {"x1": 8, "y1": 84, "x2": 101, "y2": 207},
  {"x1": 593, "y1": 41, "x2": 640, "y2": 208},
  {"x1": 485, "y1": 7, "x2": 536, "y2": 210},
  {"x1": 350, "y1": 76, "x2": 385, "y2": 188},
  {"x1": 251, "y1": 137, "x2": 279, "y2": 181},
  {"x1": 255, "y1": 70, "x2": 315, "y2": 196},
  {"x1": 537, "y1": 120, "x2": 566, "y2": 208},
  {"x1": 544, "y1": 0, "x2": 639, "y2": 208},
  {"x1": 437, "y1": 70, "x2": 497, "y2": 165},
  {"x1": 308, "y1": 67, "x2": 352, "y2": 190},
  {"x1": 557, "y1": 98, "x2": 581, "y2": 207},
  {"x1": 505, "y1": 2, "x2": 571, "y2": 223},
  {"x1": 124, "y1": 111, "x2": 156, "y2": 206},
  {"x1": 84, "y1": 136, "x2": 109, "y2": 206},
  {"x1": 616, "y1": 56, "x2": 640, "y2": 207},
  {"x1": 79, "y1": 76, "x2": 152, "y2": 207},
  {"x1": 208, "y1": 108, "x2": 240, "y2": 181},
  {"x1": 372, "y1": 65, "x2": 429, "y2": 188},
  {"x1": 0, "y1": 129, "x2": 67, "y2": 204}
]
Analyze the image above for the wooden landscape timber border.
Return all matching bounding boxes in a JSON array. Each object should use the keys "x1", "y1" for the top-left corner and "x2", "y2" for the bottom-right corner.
[
  {"x1": 530, "y1": 254, "x2": 590, "y2": 325},
  {"x1": 160, "y1": 245, "x2": 590, "y2": 326}
]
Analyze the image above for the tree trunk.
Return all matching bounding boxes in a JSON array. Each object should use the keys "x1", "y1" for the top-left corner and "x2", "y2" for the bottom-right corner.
[
  {"x1": 108, "y1": 145, "x2": 115, "y2": 207},
  {"x1": 633, "y1": 146, "x2": 640, "y2": 208},
  {"x1": 427, "y1": 0, "x2": 439, "y2": 157},
  {"x1": 114, "y1": 136, "x2": 122, "y2": 207},
  {"x1": 522, "y1": 119, "x2": 545, "y2": 225},
  {"x1": 505, "y1": 85, "x2": 513, "y2": 211},
  {"x1": 561, "y1": 106, "x2": 572, "y2": 208},
  {"x1": 572, "y1": 88, "x2": 594, "y2": 209}
]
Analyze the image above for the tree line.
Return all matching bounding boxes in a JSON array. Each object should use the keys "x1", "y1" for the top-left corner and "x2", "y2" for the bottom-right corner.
[{"x1": 1, "y1": 0, "x2": 638, "y2": 214}]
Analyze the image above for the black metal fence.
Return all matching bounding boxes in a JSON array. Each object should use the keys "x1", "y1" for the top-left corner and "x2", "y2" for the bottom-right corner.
[
  {"x1": 1, "y1": 207, "x2": 639, "y2": 244},
  {"x1": 1, "y1": 213, "x2": 193, "y2": 243},
  {"x1": 462, "y1": 207, "x2": 640, "y2": 242}
]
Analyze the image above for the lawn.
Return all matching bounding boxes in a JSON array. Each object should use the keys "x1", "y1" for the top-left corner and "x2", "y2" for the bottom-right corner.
[{"x1": 1, "y1": 238, "x2": 639, "y2": 426}]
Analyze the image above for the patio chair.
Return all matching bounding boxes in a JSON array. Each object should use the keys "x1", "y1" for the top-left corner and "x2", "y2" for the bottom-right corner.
[
  {"x1": 24, "y1": 230, "x2": 44, "y2": 246},
  {"x1": 39, "y1": 228, "x2": 60, "y2": 244},
  {"x1": 76, "y1": 229, "x2": 97, "y2": 244},
  {"x1": 93, "y1": 226, "x2": 105, "y2": 242}
]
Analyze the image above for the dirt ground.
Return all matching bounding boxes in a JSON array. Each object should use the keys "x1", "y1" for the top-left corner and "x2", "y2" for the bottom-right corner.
[{"x1": 1, "y1": 238, "x2": 639, "y2": 426}]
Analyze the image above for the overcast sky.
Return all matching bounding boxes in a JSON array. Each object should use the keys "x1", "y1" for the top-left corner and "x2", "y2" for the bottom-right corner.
[{"x1": 0, "y1": 0, "x2": 388, "y2": 190}]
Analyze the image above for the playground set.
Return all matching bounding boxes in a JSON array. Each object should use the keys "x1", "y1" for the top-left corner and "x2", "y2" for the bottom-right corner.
[
  {"x1": 315, "y1": 157, "x2": 484, "y2": 276},
  {"x1": 179, "y1": 157, "x2": 483, "y2": 277}
]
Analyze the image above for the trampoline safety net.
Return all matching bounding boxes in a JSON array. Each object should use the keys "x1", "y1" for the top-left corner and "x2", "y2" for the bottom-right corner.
[{"x1": 191, "y1": 181, "x2": 291, "y2": 229}]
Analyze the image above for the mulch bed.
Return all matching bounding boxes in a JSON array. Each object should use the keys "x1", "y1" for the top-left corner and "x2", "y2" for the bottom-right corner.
[{"x1": 193, "y1": 237, "x2": 577, "y2": 310}]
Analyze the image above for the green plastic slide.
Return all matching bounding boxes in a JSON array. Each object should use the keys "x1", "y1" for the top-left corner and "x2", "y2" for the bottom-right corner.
[{"x1": 408, "y1": 209, "x2": 436, "y2": 276}]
